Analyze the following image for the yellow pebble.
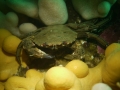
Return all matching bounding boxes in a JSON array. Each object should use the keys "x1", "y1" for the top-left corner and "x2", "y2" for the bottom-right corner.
[
  {"x1": 65, "y1": 60, "x2": 89, "y2": 78},
  {"x1": 2, "y1": 35, "x2": 21, "y2": 55}
]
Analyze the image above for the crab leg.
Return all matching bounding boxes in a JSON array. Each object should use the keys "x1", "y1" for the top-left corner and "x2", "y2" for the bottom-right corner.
[
  {"x1": 16, "y1": 41, "x2": 23, "y2": 66},
  {"x1": 16, "y1": 39, "x2": 53, "y2": 66},
  {"x1": 77, "y1": 32, "x2": 109, "y2": 48}
]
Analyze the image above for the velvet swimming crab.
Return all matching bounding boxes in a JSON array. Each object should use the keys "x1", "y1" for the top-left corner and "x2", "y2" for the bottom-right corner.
[{"x1": 16, "y1": 18, "x2": 109, "y2": 70}]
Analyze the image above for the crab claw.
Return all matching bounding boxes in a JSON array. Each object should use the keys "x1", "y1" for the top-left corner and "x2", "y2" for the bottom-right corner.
[
  {"x1": 42, "y1": 53, "x2": 54, "y2": 59},
  {"x1": 28, "y1": 48, "x2": 54, "y2": 59}
]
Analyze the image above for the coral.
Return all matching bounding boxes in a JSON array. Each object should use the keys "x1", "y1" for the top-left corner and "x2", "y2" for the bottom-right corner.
[
  {"x1": 44, "y1": 66, "x2": 81, "y2": 90},
  {"x1": 71, "y1": 0, "x2": 117, "y2": 20},
  {"x1": 0, "y1": 11, "x2": 21, "y2": 37},
  {"x1": 19, "y1": 23, "x2": 37, "y2": 34},
  {"x1": 2, "y1": 35, "x2": 21, "y2": 55},
  {"x1": 0, "y1": 29, "x2": 19, "y2": 81},
  {"x1": 0, "y1": 82, "x2": 4, "y2": 90},
  {"x1": 105, "y1": 43, "x2": 120, "y2": 56},
  {"x1": 38, "y1": 0, "x2": 68, "y2": 25},
  {"x1": 65, "y1": 59, "x2": 89, "y2": 78},
  {"x1": 3, "y1": 0, "x2": 117, "y2": 25},
  {"x1": 1, "y1": 29, "x2": 120, "y2": 90},
  {"x1": 0, "y1": 29, "x2": 28, "y2": 81},
  {"x1": 0, "y1": 11, "x2": 39, "y2": 38},
  {"x1": 0, "y1": 0, "x2": 119, "y2": 89},
  {"x1": 79, "y1": 43, "x2": 120, "y2": 90},
  {"x1": 5, "y1": 0, "x2": 39, "y2": 18},
  {"x1": 5, "y1": 0, "x2": 68, "y2": 25},
  {"x1": 5, "y1": 69, "x2": 44, "y2": 90},
  {"x1": 2, "y1": 31, "x2": 120, "y2": 90},
  {"x1": 102, "y1": 43, "x2": 120, "y2": 90},
  {"x1": 6, "y1": 12, "x2": 18, "y2": 27}
]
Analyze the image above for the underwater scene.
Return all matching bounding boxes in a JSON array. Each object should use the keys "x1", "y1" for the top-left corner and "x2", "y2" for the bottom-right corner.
[{"x1": 0, "y1": 0, "x2": 120, "y2": 90}]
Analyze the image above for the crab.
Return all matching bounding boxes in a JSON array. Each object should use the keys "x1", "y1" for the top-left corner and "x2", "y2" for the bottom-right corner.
[
  {"x1": 16, "y1": 25, "x2": 77, "y2": 64},
  {"x1": 16, "y1": 18, "x2": 109, "y2": 71}
]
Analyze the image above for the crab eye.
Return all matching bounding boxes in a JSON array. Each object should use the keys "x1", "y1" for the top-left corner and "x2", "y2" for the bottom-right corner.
[
  {"x1": 43, "y1": 33, "x2": 46, "y2": 35},
  {"x1": 62, "y1": 41, "x2": 68, "y2": 45},
  {"x1": 42, "y1": 42, "x2": 48, "y2": 47}
]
